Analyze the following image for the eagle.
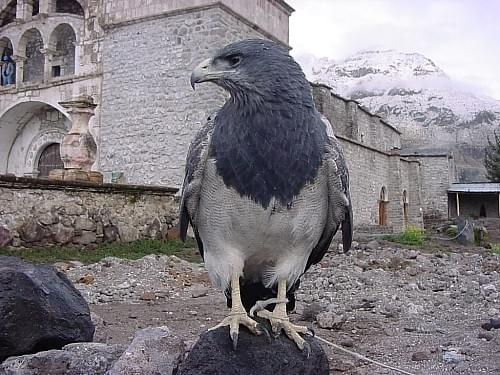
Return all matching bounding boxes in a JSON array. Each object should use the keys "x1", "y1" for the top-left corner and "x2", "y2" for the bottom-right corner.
[{"x1": 180, "y1": 39, "x2": 352, "y2": 352}]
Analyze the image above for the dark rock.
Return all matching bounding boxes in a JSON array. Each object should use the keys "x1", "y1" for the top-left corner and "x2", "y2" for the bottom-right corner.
[
  {"x1": 18, "y1": 219, "x2": 48, "y2": 243},
  {"x1": 300, "y1": 302, "x2": 322, "y2": 322},
  {"x1": 481, "y1": 318, "x2": 500, "y2": 331},
  {"x1": 108, "y1": 326, "x2": 185, "y2": 375},
  {"x1": 103, "y1": 224, "x2": 120, "y2": 242},
  {"x1": 177, "y1": 325, "x2": 329, "y2": 375},
  {"x1": 0, "y1": 257, "x2": 94, "y2": 361},
  {"x1": 478, "y1": 332, "x2": 494, "y2": 341},
  {"x1": 0, "y1": 343, "x2": 125, "y2": 375},
  {"x1": 73, "y1": 230, "x2": 97, "y2": 245},
  {"x1": 0, "y1": 226, "x2": 13, "y2": 247},
  {"x1": 411, "y1": 351, "x2": 431, "y2": 361}
]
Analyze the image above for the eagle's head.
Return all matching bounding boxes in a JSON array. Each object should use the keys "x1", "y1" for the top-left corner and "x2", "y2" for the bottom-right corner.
[{"x1": 190, "y1": 39, "x2": 311, "y2": 107}]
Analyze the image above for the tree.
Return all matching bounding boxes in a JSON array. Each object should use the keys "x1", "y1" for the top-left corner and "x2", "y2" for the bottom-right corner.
[{"x1": 484, "y1": 131, "x2": 500, "y2": 182}]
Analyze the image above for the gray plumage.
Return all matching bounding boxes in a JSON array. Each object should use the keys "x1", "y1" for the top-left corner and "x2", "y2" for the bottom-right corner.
[{"x1": 180, "y1": 39, "x2": 352, "y2": 311}]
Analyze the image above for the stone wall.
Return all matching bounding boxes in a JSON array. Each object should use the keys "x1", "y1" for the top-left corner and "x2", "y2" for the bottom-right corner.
[
  {"x1": 312, "y1": 84, "x2": 401, "y2": 152},
  {"x1": 0, "y1": 175, "x2": 179, "y2": 248},
  {"x1": 337, "y1": 136, "x2": 423, "y2": 230},
  {"x1": 404, "y1": 153, "x2": 455, "y2": 226},
  {"x1": 99, "y1": 6, "x2": 269, "y2": 187},
  {"x1": 102, "y1": 0, "x2": 293, "y2": 45}
]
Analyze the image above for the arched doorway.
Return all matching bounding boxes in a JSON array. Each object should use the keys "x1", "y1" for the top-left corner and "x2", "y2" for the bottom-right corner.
[
  {"x1": 378, "y1": 187, "x2": 387, "y2": 226},
  {"x1": 38, "y1": 143, "x2": 63, "y2": 177},
  {"x1": 403, "y1": 190, "x2": 409, "y2": 226},
  {"x1": 0, "y1": 101, "x2": 70, "y2": 176}
]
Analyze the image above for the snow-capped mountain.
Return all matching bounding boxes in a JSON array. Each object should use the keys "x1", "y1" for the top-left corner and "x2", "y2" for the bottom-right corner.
[{"x1": 297, "y1": 50, "x2": 500, "y2": 182}]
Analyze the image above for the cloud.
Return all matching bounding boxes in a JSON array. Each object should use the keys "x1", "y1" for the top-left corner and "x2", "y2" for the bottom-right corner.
[{"x1": 287, "y1": 0, "x2": 500, "y2": 99}]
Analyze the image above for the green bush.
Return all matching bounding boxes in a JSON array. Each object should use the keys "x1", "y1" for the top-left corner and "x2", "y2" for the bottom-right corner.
[
  {"x1": 491, "y1": 243, "x2": 500, "y2": 255},
  {"x1": 446, "y1": 226, "x2": 457, "y2": 237},
  {"x1": 382, "y1": 225, "x2": 425, "y2": 246}
]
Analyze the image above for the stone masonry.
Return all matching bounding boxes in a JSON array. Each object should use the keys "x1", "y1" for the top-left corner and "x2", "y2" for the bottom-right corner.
[{"x1": 0, "y1": 175, "x2": 178, "y2": 248}]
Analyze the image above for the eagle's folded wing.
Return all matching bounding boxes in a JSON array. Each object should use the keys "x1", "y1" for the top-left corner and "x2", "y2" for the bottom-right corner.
[{"x1": 179, "y1": 112, "x2": 217, "y2": 257}]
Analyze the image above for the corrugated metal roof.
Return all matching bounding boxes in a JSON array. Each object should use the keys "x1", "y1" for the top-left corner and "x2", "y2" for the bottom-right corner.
[{"x1": 448, "y1": 183, "x2": 500, "y2": 193}]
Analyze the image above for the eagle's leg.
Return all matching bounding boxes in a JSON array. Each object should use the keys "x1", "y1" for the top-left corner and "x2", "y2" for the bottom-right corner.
[
  {"x1": 256, "y1": 279, "x2": 309, "y2": 351},
  {"x1": 208, "y1": 273, "x2": 263, "y2": 350}
]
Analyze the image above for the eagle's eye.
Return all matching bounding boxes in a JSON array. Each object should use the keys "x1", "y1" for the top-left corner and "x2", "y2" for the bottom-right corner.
[{"x1": 228, "y1": 55, "x2": 241, "y2": 67}]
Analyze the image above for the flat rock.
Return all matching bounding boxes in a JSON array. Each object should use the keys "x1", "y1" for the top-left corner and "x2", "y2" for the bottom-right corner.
[
  {"x1": 0, "y1": 257, "x2": 94, "y2": 361},
  {"x1": 107, "y1": 326, "x2": 185, "y2": 375},
  {"x1": 0, "y1": 343, "x2": 125, "y2": 375},
  {"x1": 177, "y1": 325, "x2": 329, "y2": 375}
]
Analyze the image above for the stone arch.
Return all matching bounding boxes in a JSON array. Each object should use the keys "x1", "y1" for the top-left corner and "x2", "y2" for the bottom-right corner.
[
  {"x1": 56, "y1": 0, "x2": 84, "y2": 16},
  {"x1": 25, "y1": 129, "x2": 66, "y2": 176},
  {"x1": 48, "y1": 23, "x2": 76, "y2": 77},
  {"x1": 18, "y1": 28, "x2": 44, "y2": 82},
  {"x1": 0, "y1": 36, "x2": 13, "y2": 57},
  {"x1": 378, "y1": 186, "x2": 387, "y2": 226},
  {"x1": 0, "y1": 0, "x2": 16, "y2": 28},
  {"x1": 0, "y1": 100, "x2": 70, "y2": 175}
]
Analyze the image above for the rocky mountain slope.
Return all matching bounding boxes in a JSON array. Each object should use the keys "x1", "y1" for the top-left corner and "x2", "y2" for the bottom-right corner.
[{"x1": 297, "y1": 50, "x2": 500, "y2": 182}]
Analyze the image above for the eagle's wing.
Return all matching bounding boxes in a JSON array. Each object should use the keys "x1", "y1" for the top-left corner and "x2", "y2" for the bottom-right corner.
[
  {"x1": 304, "y1": 116, "x2": 353, "y2": 271},
  {"x1": 179, "y1": 112, "x2": 217, "y2": 258}
]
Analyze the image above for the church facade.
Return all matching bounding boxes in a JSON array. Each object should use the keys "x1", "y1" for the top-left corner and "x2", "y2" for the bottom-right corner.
[{"x1": 0, "y1": 0, "x2": 453, "y2": 230}]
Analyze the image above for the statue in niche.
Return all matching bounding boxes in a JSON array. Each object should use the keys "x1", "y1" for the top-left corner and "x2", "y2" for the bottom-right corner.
[{"x1": 1, "y1": 55, "x2": 15, "y2": 86}]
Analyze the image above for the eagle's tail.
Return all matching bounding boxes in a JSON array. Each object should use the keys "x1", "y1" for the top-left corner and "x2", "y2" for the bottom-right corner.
[{"x1": 226, "y1": 280, "x2": 297, "y2": 312}]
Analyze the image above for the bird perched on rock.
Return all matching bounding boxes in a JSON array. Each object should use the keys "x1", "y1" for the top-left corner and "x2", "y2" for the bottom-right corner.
[{"x1": 180, "y1": 39, "x2": 352, "y2": 353}]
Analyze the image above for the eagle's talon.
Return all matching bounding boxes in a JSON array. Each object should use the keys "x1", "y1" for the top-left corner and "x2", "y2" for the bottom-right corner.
[
  {"x1": 302, "y1": 341, "x2": 311, "y2": 359},
  {"x1": 257, "y1": 323, "x2": 271, "y2": 342},
  {"x1": 231, "y1": 331, "x2": 238, "y2": 350},
  {"x1": 308, "y1": 327, "x2": 315, "y2": 337}
]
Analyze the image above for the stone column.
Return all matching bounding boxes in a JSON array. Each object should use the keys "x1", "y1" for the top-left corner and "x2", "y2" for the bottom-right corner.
[
  {"x1": 16, "y1": 0, "x2": 34, "y2": 22},
  {"x1": 11, "y1": 55, "x2": 25, "y2": 88},
  {"x1": 39, "y1": 0, "x2": 56, "y2": 15},
  {"x1": 40, "y1": 48, "x2": 55, "y2": 81},
  {"x1": 52, "y1": 95, "x2": 102, "y2": 183}
]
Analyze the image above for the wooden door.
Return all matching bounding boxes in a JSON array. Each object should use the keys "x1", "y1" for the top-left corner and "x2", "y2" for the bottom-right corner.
[
  {"x1": 38, "y1": 143, "x2": 63, "y2": 177},
  {"x1": 378, "y1": 200, "x2": 386, "y2": 226}
]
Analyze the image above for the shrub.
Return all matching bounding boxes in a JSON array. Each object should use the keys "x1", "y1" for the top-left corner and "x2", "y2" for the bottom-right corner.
[
  {"x1": 382, "y1": 225, "x2": 425, "y2": 246},
  {"x1": 491, "y1": 243, "x2": 500, "y2": 255}
]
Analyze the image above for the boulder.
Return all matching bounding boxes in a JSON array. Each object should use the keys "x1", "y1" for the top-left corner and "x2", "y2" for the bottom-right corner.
[
  {"x1": 17, "y1": 219, "x2": 48, "y2": 243},
  {"x1": 0, "y1": 257, "x2": 94, "y2": 361},
  {"x1": 0, "y1": 343, "x2": 124, "y2": 375},
  {"x1": 108, "y1": 326, "x2": 185, "y2": 375},
  {"x1": 177, "y1": 325, "x2": 329, "y2": 375}
]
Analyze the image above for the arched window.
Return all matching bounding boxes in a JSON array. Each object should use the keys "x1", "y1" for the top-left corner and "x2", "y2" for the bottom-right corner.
[
  {"x1": 378, "y1": 187, "x2": 387, "y2": 226},
  {"x1": 56, "y1": 0, "x2": 84, "y2": 16},
  {"x1": 0, "y1": 0, "x2": 16, "y2": 28},
  {"x1": 49, "y1": 24, "x2": 76, "y2": 77},
  {"x1": 38, "y1": 143, "x2": 64, "y2": 177},
  {"x1": 1, "y1": 37, "x2": 15, "y2": 86},
  {"x1": 20, "y1": 28, "x2": 44, "y2": 83}
]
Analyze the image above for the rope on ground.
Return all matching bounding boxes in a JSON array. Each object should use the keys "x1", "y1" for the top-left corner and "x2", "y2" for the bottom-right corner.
[
  {"x1": 435, "y1": 219, "x2": 469, "y2": 241},
  {"x1": 309, "y1": 333, "x2": 417, "y2": 375}
]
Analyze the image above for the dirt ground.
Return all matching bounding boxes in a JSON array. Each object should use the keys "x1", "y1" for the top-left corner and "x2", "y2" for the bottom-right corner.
[{"x1": 66, "y1": 236, "x2": 500, "y2": 375}]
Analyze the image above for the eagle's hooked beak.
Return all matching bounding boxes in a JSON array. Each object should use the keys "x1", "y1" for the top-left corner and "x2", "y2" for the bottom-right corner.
[{"x1": 190, "y1": 58, "x2": 213, "y2": 90}]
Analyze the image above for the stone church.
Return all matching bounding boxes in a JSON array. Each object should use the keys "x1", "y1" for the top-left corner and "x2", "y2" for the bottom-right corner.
[{"x1": 0, "y1": 0, "x2": 454, "y2": 231}]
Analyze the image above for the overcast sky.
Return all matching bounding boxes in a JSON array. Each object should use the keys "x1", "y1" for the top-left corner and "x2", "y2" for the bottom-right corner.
[{"x1": 287, "y1": 0, "x2": 500, "y2": 99}]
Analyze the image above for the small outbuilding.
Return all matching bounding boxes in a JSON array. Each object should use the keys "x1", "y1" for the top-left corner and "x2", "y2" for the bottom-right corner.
[{"x1": 448, "y1": 183, "x2": 500, "y2": 218}]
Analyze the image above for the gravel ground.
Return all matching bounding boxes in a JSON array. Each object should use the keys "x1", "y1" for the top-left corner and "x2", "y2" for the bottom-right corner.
[{"x1": 64, "y1": 237, "x2": 500, "y2": 374}]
